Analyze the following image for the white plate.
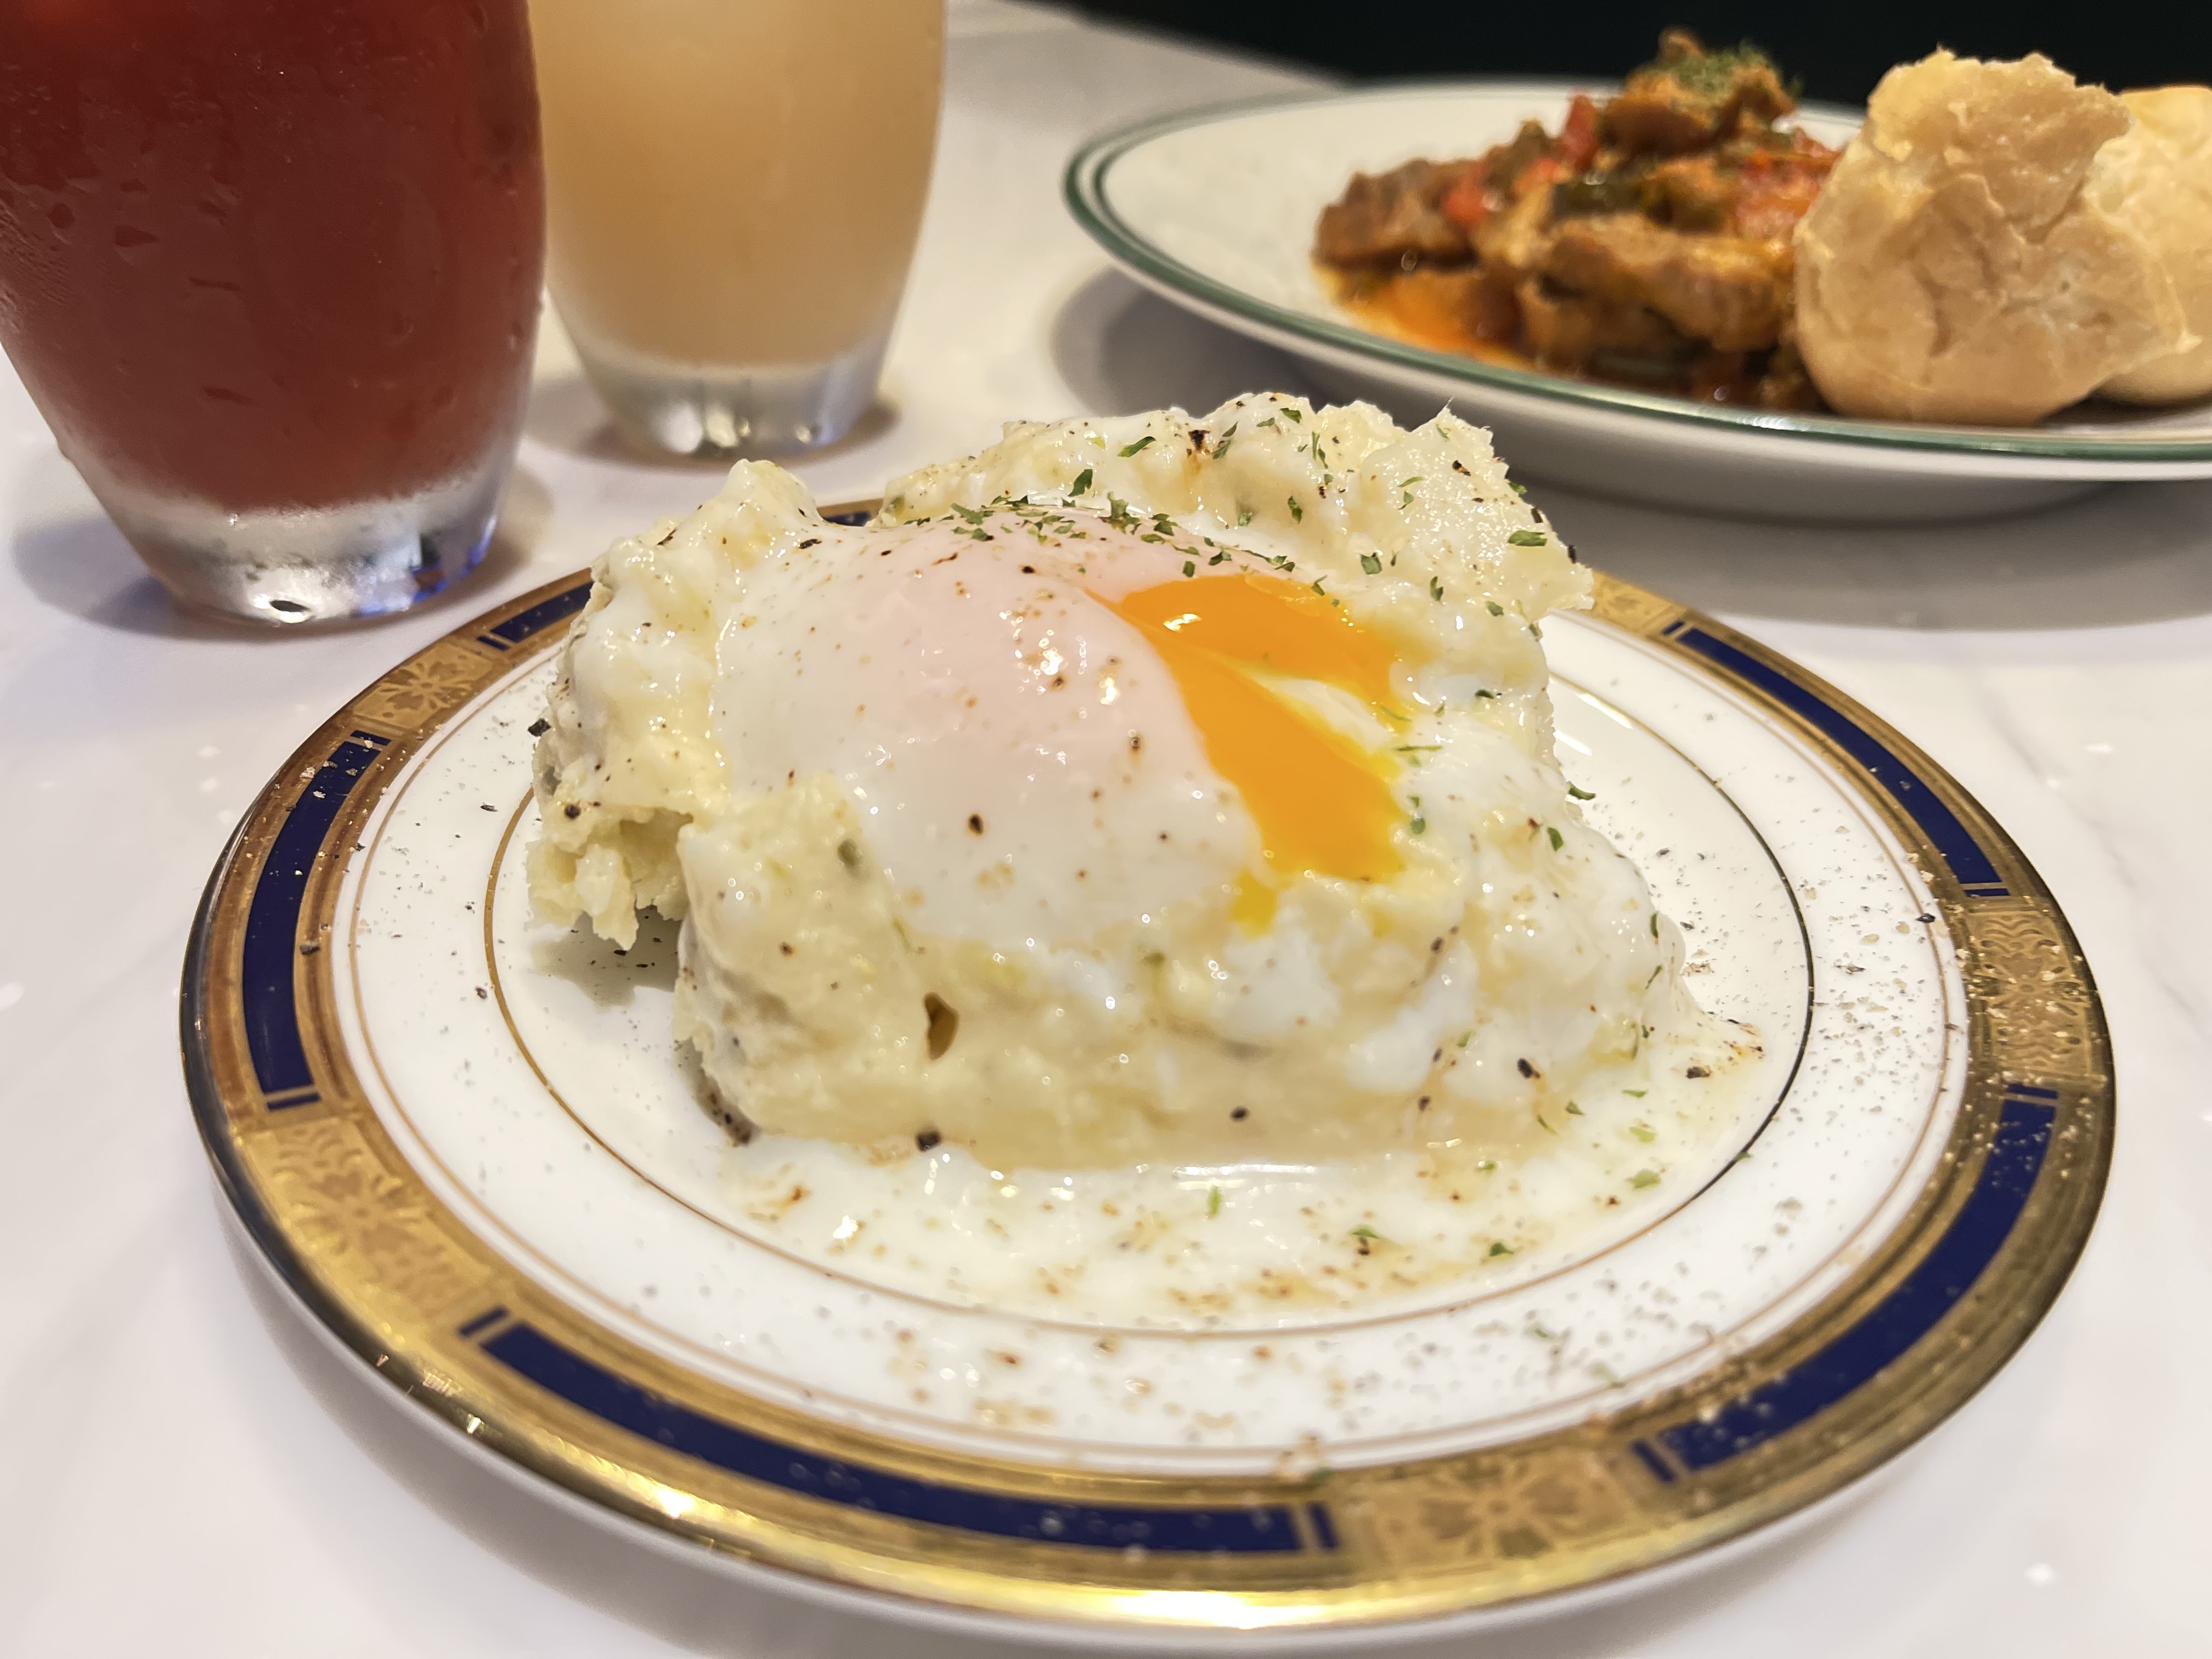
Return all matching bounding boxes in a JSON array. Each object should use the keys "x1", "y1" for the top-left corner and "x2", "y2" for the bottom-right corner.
[
  {"x1": 1064, "y1": 82, "x2": 2212, "y2": 522},
  {"x1": 183, "y1": 558, "x2": 2109, "y2": 1647}
]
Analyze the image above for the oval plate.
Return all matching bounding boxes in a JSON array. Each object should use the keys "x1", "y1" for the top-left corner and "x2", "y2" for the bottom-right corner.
[
  {"x1": 183, "y1": 523, "x2": 2110, "y2": 1647},
  {"x1": 1064, "y1": 82, "x2": 2212, "y2": 522}
]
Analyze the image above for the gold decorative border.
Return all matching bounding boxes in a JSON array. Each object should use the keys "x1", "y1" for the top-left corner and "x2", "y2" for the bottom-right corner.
[{"x1": 180, "y1": 536, "x2": 2112, "y2": 1637}]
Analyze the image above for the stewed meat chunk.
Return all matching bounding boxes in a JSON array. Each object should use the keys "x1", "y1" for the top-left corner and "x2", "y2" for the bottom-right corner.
[
  {"x1": 1542, "y1": 215, "x2": 1791, "y2": 353},
  {"x1": 1313, "y1": 160, "x2": 1474, "y2": 268}
]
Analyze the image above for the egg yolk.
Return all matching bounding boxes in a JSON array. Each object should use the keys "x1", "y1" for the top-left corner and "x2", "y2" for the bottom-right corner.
[{"x1": 1102, "y1": 572, "x2": 1407, "y2": 924}]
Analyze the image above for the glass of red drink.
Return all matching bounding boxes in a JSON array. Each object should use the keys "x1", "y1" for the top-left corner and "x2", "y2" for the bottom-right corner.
[{"x1": 0, "y1": 0, "x2": 545, "y2": 624}]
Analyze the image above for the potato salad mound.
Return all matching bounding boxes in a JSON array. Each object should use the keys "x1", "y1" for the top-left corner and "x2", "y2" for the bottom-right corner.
[{"x1": 529, "y1": 394, "x2": 1695, "y2": 1169}]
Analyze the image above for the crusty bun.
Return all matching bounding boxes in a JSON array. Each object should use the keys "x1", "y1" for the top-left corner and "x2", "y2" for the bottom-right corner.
[
  {"x1": 2094, "y1": 87, "x2": 2212, "y2": 403},
  {"x1": 1793, "y1": 51, "x2": 2186, "y2": 424}
]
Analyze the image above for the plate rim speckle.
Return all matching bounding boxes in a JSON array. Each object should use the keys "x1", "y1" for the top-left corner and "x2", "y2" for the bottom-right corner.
[{"x1": 180, "y1": 512, "x2": 2112, "y2": 1645}]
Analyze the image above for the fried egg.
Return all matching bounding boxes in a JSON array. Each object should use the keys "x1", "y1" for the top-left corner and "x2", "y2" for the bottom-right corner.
[{"x1": 530, "y1": 394, "x2": 1697, "y2": 1170}]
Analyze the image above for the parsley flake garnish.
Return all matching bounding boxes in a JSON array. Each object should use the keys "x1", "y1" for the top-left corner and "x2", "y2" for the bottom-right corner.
[
  {"x1": 1457, "y1": 1031, "x2": 1473, "y2": 1048},
  {"x1": 1360, "y1": 552, "x2": 1382, "y2": 574},
  {"x1": 1565, "y1": 1101, "x2": 1584, "y2": 1115},
  {"x1": 1409, "y1": 815, "x2": 1426, "y2": 835},
  {"x1": 1182, "y1": 560, "x2": 1195, "y2": 577},
  {"x1": 1649, "y1": 912, "x2": 1660, "y2": 938},
  {"x1": 1208, "y1": 1184, "x2": 1222, "y2": 1217},
  {"x1": 1070, "y1": 466, "x2": 1093, "y2": 495},
  {"x1": 1120, "y1": 435, "x2": 1155, "y2": 457},
  {"x1": 1429, "y1": 577, "x2": 1444, "y2": 602},
  {"x1": 1237, "y1": 509, "x2": 1255, "y2": 527},
  {"x1": 1283, "y1": 407, "x2": 1302, "y2": 422},
  {"x1": 1567, "y1": 783, "x2": 1596, "y2": 800},
  {"x1": 1630, "y1": 1124, "x2": 1656, "y2": 1143},
  {"x1": 1287, "y1": 495, "x2": 1303, "y2": 522},
  {"x1": 1547, "y1": 826, "x2": 1564, "y2": 851},
  {"x1": 1488, "y1": 1240, "x2": 1514, "y2": 1257},
  {"x1": 1631, "y1": 1170, "x2": 1661, "y2": 1189},
  {"x1": 1485, "y1": 600, "x2": 1505, "y2": 617},
  {"x1": 1508, "y1": 529, "x2": 1548, "y2": 546},
  {"x1": 1624, "y1": 1088, "x2": 1647, "y2": 1098}
]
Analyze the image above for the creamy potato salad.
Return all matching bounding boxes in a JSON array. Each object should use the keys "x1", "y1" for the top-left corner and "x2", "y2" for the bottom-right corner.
[{"x1": 529, "y1": 395, "x2": 1699, "y2": 1171}]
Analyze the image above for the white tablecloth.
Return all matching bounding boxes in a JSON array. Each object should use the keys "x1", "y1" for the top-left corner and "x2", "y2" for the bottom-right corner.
[{"x1": 3, "y1": 4, "x2": 2206, "y2": 1653}]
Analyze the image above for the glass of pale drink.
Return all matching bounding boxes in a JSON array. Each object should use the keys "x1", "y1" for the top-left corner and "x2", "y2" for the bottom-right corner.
[{"x1": 528, "y1": 0, "x2": 944, "y2": 458}]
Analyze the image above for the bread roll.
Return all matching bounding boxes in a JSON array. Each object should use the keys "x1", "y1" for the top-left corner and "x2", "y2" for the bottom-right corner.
[
  {"x1": 1793, "y1": 52, "x2": 2186, "y2": 424},
  {"x1": 2094, "y1": 87, "x2": 2212, "y2": 403}
]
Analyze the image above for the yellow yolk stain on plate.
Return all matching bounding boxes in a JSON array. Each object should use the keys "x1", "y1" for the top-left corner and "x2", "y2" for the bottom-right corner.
[{"x1": 1103, "y1": 572, "x2": 1406, "y2": 923}]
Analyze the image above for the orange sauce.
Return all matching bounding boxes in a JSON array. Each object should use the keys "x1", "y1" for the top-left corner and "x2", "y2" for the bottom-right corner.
[
  {"x1": 1324, "y1": 265, "x2": 1780, "y2": 405},
  {"x1": 1324, "y1": 267, "x2": 1538, "y2": 371}
]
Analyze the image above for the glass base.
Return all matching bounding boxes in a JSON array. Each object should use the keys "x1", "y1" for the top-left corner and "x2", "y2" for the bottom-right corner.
[
  {"x1": 81, "y1": 445, "x2": 513, "y2": 626},
  {"x1": 566, "y1": 323, "x2": 888, "y2": 460}
]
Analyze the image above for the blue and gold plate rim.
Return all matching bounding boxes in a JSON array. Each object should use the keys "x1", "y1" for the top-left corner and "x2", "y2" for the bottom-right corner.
[{"x1": 179, "y1": 520, "x2": 2111, "y2": 1638}]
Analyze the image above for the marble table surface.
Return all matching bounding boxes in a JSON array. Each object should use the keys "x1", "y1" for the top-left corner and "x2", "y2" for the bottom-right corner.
[{"x1": 2, "y1": 3, "x2": 2205, "y2": 1653}]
